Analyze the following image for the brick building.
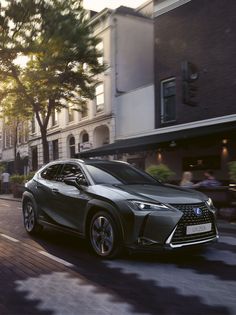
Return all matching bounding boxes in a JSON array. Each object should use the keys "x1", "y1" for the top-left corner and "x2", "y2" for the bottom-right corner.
[
  {"x1": 152, "y1": 0, "x2": 236, "y2": 181},
  {"x1": 82, "y1": 0, "x2": 236, "y2": 182}
]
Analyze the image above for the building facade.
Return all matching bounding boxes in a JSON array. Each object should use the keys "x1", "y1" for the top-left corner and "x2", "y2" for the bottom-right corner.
[
  {"x1": 81, "y1": 0, "x2": 236, "y2": 183},
  {"x1": 152, "y1": 0, "x2": 236, "y2": 181},
  {"x1": 0, "y1": 3, "x2": 153, "y2": 173}
]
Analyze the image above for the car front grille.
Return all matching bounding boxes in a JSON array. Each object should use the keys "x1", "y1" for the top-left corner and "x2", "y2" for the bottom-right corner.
[{"x1": 169, "y1": 203, "x2": 217, "y2": 245}]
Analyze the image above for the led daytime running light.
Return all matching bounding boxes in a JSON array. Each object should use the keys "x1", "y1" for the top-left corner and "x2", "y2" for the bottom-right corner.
[{"x1": 131, "y1": 201, "x2": 169, "y2": 211}]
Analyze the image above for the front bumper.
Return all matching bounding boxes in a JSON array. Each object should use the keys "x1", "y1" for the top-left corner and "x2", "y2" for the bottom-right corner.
[{"x1": 126, "y1": 202, "x2": 218, "y2": 250}]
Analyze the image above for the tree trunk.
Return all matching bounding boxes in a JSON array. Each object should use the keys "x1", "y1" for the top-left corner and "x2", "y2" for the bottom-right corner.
[
  {"x1": 13, "y1": 124, "x2": 18, "y2": 173},
  {"x1": 40, "y1": 128, "x2": 49, "y2": 164},
  {"x1": 34, "y1": 101, "x2": 53, "y2": 165},
  {"x1": 14, "y1": 139, "x2": 17, "y2": 173}
]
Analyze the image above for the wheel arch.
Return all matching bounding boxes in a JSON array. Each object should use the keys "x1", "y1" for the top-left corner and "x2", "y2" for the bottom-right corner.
[
  {"x1": 22, "y1": 191, "x2": 43, "y2": 234},
  {"x1": 22, "y1": 191, "x2": 39, "y2": 216},
  {"x1": 84, "y1": 200, "x2": 125, "y2": 241}
]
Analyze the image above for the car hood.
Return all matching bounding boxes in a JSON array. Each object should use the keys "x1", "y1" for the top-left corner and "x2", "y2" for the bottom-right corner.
[{"x1": 113, "y1": 183, "x2": 207, "y2": 205}]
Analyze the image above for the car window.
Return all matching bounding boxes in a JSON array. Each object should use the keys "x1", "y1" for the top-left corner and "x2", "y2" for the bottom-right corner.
[
  {"x1": 85, "y1": 165, "x2": 122, "y2": 185},
  {"x1": 59, "y1": 163, "x2": 84, "y2": 180},
  {"x1": 41, "y1": 164, "x2": 62, "y2": 180},
  {"x1": 85, "y1": 162, "x2": 160, "y2": 185}
]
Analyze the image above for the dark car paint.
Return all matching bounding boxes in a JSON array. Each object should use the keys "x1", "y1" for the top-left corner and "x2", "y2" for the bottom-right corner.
[
  {"x1": 114, "y1": 184, "x2": 208, "y2": 204},
  {"x1": 23, "y1": 159, "x2": 218, "y2": 250}
]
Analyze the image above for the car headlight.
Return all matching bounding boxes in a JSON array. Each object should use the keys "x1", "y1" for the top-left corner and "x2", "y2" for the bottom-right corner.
[
  {"x1": 206, "y1": 198, "x2": 214, "y2": 208},
  {"x1": 129, "y1": 200, "x2": 169, "y2": 211}
]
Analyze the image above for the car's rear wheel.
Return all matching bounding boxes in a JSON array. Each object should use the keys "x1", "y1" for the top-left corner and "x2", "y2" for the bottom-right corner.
[
  {"x1": 89, "y1": 211, "x2": 122, "y2": 258},
  {"x1": 23, "y1": 199, "x2": 42, "y2": 234}
]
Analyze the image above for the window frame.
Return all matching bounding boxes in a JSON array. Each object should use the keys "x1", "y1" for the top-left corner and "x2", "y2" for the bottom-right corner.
[
  {"x1": 95, "y1": 83, "x2": 104, "y2": 113},
  {"x1": 67, "y1": 105, "x2": 75, "y2": 123},
  {"x1": 160, "y1": 77, "x2": 176, "y2": 124},
  {"x1": 96, "y1": 40, "x2": 104, "y2": 66},
  {"x1": 52, "y1": 139, "x2": 59, "y2": 160},
  {"x1": 59, "y1": 163, "x2": 89, "y2": 185},
  {"x1": 69, "y1": 136, "x2": 76, "y2": 158},
  {"x1": 4, "y1": 128, "x2": 10, "y2": 149},
  {"x1": 51, "y1": 109, "x2": 59, "y2": 127},
  {"x1": 40, "y1": 163, "x2": 63, "y2": 181}
]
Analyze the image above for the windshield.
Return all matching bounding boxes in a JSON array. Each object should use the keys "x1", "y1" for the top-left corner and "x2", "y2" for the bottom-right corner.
[{"x1": 85, "y1": 162, "x2": 161, "y2": 185}]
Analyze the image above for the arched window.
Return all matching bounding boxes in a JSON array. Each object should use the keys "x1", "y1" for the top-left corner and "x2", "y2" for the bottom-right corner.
[
  {"x1": 82, "y1": 133, "x2": 89, "y2": 143},
  {"x1": 69, "y1": 136, "x2": 75, "y2": 158}
]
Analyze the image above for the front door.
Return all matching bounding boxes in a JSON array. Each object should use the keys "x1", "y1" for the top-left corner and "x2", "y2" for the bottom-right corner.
[{"x1": 51, "y1": 163, "x2": 90, "y2": 233}]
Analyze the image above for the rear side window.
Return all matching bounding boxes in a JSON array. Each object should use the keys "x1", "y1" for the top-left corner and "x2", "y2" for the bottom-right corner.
[
  {"x1": 41, "y1": 164, "x2": 62, "y2": 180},
  {"x1": 60, "y1": 163, "x2": 83, "y2": 179}
]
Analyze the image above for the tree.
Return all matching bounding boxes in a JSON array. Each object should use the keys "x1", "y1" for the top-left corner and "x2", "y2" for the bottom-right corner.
[
  {"x1": 0, "y1": 0, "x2": 105, "y2": 163},
  {"x1": 146, "y1": 164, "x2": 175, "y2": 183},
  {"x1": 0, "y1": 79, "x2": 31, "y2": 173}
]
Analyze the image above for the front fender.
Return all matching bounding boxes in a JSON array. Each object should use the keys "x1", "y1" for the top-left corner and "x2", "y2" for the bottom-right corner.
[
  {"x1": 22, "y1": 191, "x2": 40, "y2": 219},
  {"x1": 84, "y1": 199, "x2": 126, "y2": 240}
]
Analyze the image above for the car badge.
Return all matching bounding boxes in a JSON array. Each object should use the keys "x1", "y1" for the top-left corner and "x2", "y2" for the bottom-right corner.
[{"x1": 193, "y1": 207, "x2": 202, "y2": 216}]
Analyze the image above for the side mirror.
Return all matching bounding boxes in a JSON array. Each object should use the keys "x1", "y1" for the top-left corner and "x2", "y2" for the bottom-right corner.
[
  {"x1": 64, "y1": 176, "x2": 78, "y2": 187},
  {"x1": 64, "y1": 174, "x2": 88, "y2": 188},
  {"x1": 76, "y1": 174, "x2": 88, "y2": 186}
]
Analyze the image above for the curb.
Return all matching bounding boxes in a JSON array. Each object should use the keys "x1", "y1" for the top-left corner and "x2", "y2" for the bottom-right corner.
[{"x1": 0, "y1": 195, "x2": 21, "y2": 202}]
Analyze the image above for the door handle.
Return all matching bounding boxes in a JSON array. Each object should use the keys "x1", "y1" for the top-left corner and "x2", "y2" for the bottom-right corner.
[{"x1": 51, "y1": 188, "x2": 60, "y2": 194}]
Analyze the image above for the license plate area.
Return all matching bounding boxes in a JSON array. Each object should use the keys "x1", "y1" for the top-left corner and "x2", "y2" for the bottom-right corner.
[{"x1": 186, "y1": 223, "x2": 212, "y2": 235}]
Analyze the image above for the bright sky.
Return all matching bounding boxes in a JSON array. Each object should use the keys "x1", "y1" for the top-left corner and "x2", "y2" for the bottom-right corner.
[{"x1": 83, "y1": 0, "x2": 146, "y2": 12}]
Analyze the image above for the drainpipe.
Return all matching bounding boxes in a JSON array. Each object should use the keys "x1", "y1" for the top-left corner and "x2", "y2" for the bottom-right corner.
[{"x1": 113, "y1": 16, "x2": 126, "y2": 96}]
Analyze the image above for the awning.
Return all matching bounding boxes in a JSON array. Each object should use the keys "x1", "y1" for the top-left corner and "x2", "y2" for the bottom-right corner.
[{"x1": 78, "y1": 120, "x2": 236, "y2": 158}]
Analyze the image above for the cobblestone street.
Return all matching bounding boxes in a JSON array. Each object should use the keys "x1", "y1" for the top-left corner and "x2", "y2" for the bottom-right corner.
[{"x1": 0, "y1": 198, "x2": 235, "y2": 315}]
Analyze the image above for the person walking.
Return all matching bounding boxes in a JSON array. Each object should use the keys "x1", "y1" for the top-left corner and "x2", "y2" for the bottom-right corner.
[
  {"x1": 1, "y1": 171, "x2": 10, "y2": 194},
  {"x1": 180, "y1": 171, "x2": 194, "y2": 188},
  {"x1": 194, "y1": 170, "x2": 221, "y2": 188}
]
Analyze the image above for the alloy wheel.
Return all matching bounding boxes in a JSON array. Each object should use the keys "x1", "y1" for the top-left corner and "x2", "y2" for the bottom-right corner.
[
  {"x1": 90, "y1": 215, "x2": 114, "y2": 257},
  {"x1": 23, "y1": 201, "x2": 36, "y2": 232}
]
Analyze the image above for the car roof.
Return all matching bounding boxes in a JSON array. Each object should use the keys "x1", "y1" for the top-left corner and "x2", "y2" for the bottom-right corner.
[
  {"x1": 41, "y1": 158, "x2": 129, "y2": 167},
  {"x1": 84, "y1": 159, "x2": 129, "y2": 165}
]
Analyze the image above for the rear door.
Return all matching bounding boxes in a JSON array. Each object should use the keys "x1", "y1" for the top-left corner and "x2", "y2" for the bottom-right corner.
[{"x1": 34, "y1": 163, "x2": 64, "y2": 223}]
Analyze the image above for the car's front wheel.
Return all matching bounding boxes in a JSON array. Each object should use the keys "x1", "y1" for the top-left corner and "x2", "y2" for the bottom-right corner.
[
  {"x1": 23, "y1": 199, "x2": 42, "y2": 234},
  {"x1": 89, "y1": 211, "x2": 122, "y2": 258}
]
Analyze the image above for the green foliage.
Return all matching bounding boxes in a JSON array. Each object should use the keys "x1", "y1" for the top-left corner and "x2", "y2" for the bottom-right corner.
[
  {"x1": 0, "y1": 162, "x2": 6, "y2": 174},
  {"x1": 146, "y1": 164, "x2": 175, "y2": 182},
  {"x1": 24, "y1": 172, "x2": 35, "y2": 182},
  {"x1": 228, "y1": 161, "x2": 236, "y2": 182},
  {"x1": 10, "y1": 174, "x2": 26, "y2": 184},
  {"x1": 10, "y1": 172, "x2": 35, "y2": 184},
  {"x1": 0, "y1": 0, "x2": 106, "y2": 163}
]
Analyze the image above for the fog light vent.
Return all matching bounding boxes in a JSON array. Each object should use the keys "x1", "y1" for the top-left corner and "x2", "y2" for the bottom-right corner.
[{"x1": 137, "y1": 237, "x2": 158, "y2": 246}]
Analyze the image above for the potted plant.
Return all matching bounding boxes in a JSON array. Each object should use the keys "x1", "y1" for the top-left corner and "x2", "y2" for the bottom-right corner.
[
  {"x1": 24, "y1": 172, "x2": 35, "y2": 182},
  {"x1": 146, "y1": 163, "x2": 175, "y2": 183},
  {"x1": 229, "y1": 161, "x2": 236, "y2": 183},
  {"x1": 228, "y1": 161, "x2": 236, "y2": 203},
  {"x1": 10, "y1": 174, "x2": 26, "y2": 198}
]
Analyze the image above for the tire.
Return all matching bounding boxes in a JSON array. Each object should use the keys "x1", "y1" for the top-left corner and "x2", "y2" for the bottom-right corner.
[
  {"x1": 89, "y1": 211, "x2": 123, "y2": 259},
  {"x1": 23, "y1": 199, "x2": 42, "y2": 234}
]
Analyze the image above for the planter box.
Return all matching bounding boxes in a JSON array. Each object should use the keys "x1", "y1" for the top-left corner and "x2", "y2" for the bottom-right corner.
[{"x1": 11, "y1": 183, "x2": 25, "y2": 198}]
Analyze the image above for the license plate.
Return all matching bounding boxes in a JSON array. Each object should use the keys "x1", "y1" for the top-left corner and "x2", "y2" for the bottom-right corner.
[{"x1": 186, "y1": 223, "x2": 212, "y2": 235}]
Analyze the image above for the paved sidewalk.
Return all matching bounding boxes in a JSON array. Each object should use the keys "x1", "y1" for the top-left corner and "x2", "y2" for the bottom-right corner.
[{"x1": 0, "y1": 194, "x2": 21, "y2": 202}]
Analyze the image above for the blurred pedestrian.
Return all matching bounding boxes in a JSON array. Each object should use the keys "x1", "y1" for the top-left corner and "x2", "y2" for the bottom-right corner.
[
  {"x1": 1, "y1": 171, "x2": 10, "y2": 194},
  {"x1": 180, "y1": 171, "x2": 194, "y2": 188},
  {"x1": 194, "y1": 170, "x2": 220, "y2": 188}
]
